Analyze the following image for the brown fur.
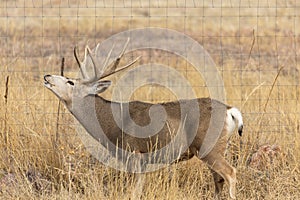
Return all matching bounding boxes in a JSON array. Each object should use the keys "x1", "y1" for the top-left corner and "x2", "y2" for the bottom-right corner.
[{"x1": 67, "y1": 95, "x2": 237, "y2": 199}]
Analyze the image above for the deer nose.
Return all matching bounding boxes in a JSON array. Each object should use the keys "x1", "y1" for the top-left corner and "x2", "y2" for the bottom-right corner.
[{"x1": 44, "y1": 75, "x2": 51, "y2": 81}]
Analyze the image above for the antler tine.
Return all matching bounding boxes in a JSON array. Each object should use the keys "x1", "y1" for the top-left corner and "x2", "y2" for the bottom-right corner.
[
  {"x1": 100, "y1": 38, "x2": 131, "y2": 79},
  {"x1": 86, "y1": 46, "x2": 98, "y2": 81},
  {"x1": 102, "y1": 43, "x2": 115, "y2": 73},
  {"x1": 74, "y1": 46, "x2": 86, "y2": 79},
  {"x1": 100, "y1": 55, "x2": 141, "y2": 80},
  {"x1": 110, "y1": 37, "x2": 130, "y2": 72}
]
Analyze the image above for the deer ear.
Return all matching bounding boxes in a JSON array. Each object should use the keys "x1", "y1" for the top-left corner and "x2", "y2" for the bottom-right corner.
[{"x1": 90, "y1": 80, "x2": 111, "y2": 94}]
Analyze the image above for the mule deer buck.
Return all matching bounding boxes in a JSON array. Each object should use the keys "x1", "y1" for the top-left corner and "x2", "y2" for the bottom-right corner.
[{"x1": 44, "y1": 39, "x2": 243, "y2": 199}]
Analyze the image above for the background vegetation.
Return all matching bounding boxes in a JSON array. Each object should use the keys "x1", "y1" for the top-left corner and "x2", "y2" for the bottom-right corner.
[{"x1": 0, "y1": 0, "x2": 299, "y2": 199}]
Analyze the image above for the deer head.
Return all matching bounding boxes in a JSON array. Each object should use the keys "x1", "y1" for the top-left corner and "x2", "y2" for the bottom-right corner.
[{"x1": 44, "y1": 38, "x2": 140, "y2": 105}]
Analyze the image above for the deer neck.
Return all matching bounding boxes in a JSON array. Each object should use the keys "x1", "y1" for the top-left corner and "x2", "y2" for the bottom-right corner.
[{"x1": 66, "y1": 95, "x2": 115, "y2": 139}]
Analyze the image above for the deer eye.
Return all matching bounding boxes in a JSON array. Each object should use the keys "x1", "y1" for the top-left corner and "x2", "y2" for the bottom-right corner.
[{"x1": 66, "y1": 80, "x2": 74, "y2": 86}]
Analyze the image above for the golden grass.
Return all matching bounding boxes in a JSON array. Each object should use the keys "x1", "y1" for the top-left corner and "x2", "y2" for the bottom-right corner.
[{"x1": 0, "y1": 1, "x2": 300, "y2": 199}]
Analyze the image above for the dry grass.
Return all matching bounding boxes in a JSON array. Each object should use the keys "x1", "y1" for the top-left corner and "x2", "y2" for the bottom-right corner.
[{"x1": 0, "y1": 0, "x2": 300, "y2": 199}]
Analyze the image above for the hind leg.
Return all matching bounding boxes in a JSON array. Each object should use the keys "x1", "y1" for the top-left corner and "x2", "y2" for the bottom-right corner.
[
  {"x1": 202, "y1": 154, "x2": 237, "y2": 199},
  {"x1": 210, "y1": 169, "x2": 225, "y2": 199}
]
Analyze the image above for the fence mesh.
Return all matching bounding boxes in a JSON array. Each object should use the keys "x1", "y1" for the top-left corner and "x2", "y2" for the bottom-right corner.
[{"x1": 0, "y1": 0, "x2": 299, "y2": 198}]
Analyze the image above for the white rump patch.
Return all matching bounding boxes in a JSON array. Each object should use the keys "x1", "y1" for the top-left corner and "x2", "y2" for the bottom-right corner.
[{"x1": 226, "y1": 107, "x2": 243, "y2": 136}]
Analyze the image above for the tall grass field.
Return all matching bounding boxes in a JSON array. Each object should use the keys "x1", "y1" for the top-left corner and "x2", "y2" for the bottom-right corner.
[{"x1": 0, "y1": 1, "x2": 299, "y2": 199}]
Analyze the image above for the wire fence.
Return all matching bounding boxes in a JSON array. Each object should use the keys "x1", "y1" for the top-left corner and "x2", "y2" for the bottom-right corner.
[{"x1": 1, "y1": 0, "x2": 299, "y2": 166}]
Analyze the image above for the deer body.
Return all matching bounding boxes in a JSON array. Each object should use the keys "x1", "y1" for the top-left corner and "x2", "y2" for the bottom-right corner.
[
  {"x1": 44, "y1": 40, "x2": 243, "y2": 199},
  {"x1": 65, "y1": 93, "x2": 230, "y2": 155}
]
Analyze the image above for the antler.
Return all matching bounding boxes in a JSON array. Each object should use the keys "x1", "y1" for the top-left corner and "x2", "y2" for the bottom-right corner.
[
  {"x1": 74, "y1": 38, "x2": 140, "y2": 83},
  {"x1": 74, "y1": 45, "x2": 88, "y2": 79},
  {"x1": 74, "y1": 44, "x2": 98, "y2": 81}
]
